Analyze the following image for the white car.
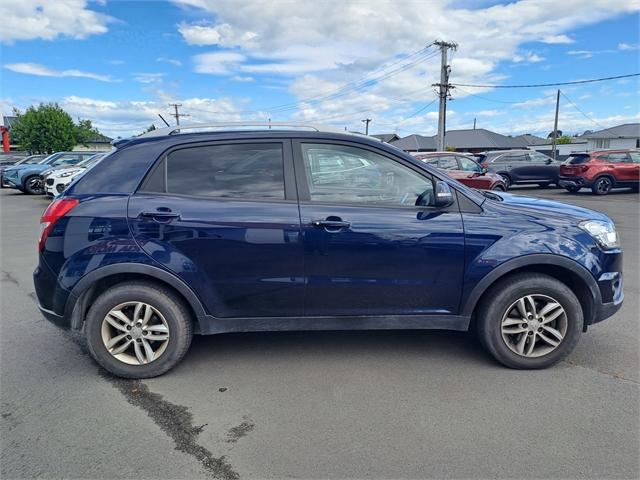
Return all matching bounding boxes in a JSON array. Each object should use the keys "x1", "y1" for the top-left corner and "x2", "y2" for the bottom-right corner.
[{"x1": 43, "y1": 153, "x2": 107, "y2": 197}]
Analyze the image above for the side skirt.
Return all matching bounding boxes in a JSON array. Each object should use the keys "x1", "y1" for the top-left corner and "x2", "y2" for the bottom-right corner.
[{"x1": 197, "y1": 314, "x2": 470, "y2": 335}]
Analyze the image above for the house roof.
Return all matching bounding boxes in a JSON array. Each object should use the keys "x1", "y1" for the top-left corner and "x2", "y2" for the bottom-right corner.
[
  {"x1": 444, "y1": 128, "x2": 527, "y2": 149},
  {"x1": 88, "y1": 132, "x2": 113, "y2": 143},
  {"x1": 515, "y1": 133, "x2": 548, "y2": 146},
  {"x1": 390, "y1": 134, "x2": 436, "y2": 151},
  {"x1": 3, "y1": 116, "x2": 17, "y2": 128},
  {"x1": 583, "y1": 123, "x2": 640, "y2": 139},
  {"x1": 371, "y1": 133, "x2": 400, "y2": 143}
]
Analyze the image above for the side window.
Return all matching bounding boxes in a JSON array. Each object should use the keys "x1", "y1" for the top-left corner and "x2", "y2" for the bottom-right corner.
[
  {"x1": 438, "y1": 156, "x2": 458, "y2": 170},
  {"x1": 458, "y1": 156, "x2": 480, "y2": 172},
  {"x1": 165, "y1": 143, "x2": 285, "y2": 199},
  {"x1": 602, "y1": 153, "x2": 630, "y2": 163},
  {"x1": 528, "y1": 152, "x2": 550, "y2": 162},
  {"x1": 629, "y1": 152, "x2": 640, "y2": 164},
  {"x1": 301, "y1": 143, "x2": 435, "y2": 207},
  {"x1": 504, "y1": 154, "x2": 527, "y2": 162}
]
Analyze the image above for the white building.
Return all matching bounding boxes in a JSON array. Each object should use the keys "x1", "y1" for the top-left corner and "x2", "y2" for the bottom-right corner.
[{"x1": 582, "y1": 123, "x2": 639, "y2": 150}]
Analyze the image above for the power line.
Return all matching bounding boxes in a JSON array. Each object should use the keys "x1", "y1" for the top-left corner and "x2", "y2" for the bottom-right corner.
[
  {"x1": 559, "y1": 91, "x2": 609, "y2": 131},
  {"x1": 451, "y1": 73, "x2": 640, "y2": 89}
]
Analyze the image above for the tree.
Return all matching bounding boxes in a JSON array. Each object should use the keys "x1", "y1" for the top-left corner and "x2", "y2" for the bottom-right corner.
[
  {"x1": 547, "y1": 129, "x2": 562, "y2": 139},
  {"x1": 556, "y1": 135, "x2": 573, "y2": 145},
  {"x1": 10, "y1": 103, "x2": 101, "y2": 154}
]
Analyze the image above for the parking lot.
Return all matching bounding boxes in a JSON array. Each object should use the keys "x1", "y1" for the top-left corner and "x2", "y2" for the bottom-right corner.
[{"x1": 1, "y1": 186, "x2": 638, "y2": 479}]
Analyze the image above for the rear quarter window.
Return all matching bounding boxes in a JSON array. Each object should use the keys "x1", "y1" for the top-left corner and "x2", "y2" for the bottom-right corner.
[{"x1": 565, "y1": 154, "x2": 591, "y2": 164}]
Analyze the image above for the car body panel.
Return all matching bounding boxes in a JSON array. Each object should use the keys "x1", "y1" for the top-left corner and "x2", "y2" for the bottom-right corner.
[
  {"x1": 478, "y1": 150, "x2": 562, "y2": 186},
  {"x1": 34, "y1": 130, "x2": 623, "y2": 336}
]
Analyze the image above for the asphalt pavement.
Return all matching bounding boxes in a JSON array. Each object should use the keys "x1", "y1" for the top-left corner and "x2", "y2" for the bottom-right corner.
[{"x1": 1, "y1": 185, "x2": 638, "y2": 479}]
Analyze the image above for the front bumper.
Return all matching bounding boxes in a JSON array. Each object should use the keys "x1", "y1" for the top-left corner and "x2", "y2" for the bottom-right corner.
[{"x1": 591, "y1": 270, "x2": 624, "y2": 325}]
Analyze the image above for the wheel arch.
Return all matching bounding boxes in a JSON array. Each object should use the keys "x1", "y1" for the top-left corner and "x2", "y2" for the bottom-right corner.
[
  {"x1": 462, "y1": 254, "x2": 601, "y2": 327},
  {"x1": 65, "y1": 263, "x2": 207, "y2": 332}
]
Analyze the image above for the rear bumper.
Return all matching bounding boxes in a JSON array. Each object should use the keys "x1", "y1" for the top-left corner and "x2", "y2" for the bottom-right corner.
[
  {"x1": 37, "y1": 304, "x2": 69, "y2": 329},
  {"x1": 558, "y1": 176, "x2": 589, "y2": 188}
]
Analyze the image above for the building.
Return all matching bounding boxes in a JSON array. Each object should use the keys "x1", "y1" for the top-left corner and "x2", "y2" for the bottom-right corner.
[
  {"x1": 582, "y1": 123, "x2": 640, "y2": 150},
  {"x1": 390, "y1": 134, "x2": 436, "y2": 152},
  {"x1": 391, "y1": 128, "x2": 526, "y2": 153},
  {"x1": 73, "y1": 132, "x2": 113, "y2": 152},
  {"x1": 528, "y1": 138, "x2": 588, "y2": 161},
  {"x1": 515, "y1": 133, "x2": 548, "y2": 146}
]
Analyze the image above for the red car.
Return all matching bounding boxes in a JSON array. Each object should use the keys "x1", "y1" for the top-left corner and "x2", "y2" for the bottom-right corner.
[
  {"x1": 415, "y1": 152, "x2": 507, "y2": 191},
  {"x1": 559, "y1": 150, "x2": 640, "y2": 195}
]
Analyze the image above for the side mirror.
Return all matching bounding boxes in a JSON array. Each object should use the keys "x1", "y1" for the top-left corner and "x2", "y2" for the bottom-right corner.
[
  {"x1": 434, "y1": 181, "x2": 454, "y2": 208},
  {"x1": 545, "y1": 159, "x2": 553, "y2": 164},
  {"x1": 481, "y1": 167, "x2": 488, "y2": 174}
]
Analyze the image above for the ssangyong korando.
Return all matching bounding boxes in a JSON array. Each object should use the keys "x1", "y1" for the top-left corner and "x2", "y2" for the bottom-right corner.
[{"x1": 34, "y1": 124, "x2": 623, "y2": 378}]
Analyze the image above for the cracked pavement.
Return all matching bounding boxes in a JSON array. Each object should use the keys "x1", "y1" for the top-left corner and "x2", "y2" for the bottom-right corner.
[{"x1": 1, "y1": 186, "x2": 638, "y2": 479}]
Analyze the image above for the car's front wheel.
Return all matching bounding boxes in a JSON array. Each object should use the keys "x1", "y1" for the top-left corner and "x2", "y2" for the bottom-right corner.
[
  {"x1": 85, "y1": 282, "x2": 193, "y2": 378},
  {"x1": 23, "y1": 175, "x2": 44, "y2": 195},
  {"x1": 476, "y1": 273, "x2": 582, "y2": 369}
]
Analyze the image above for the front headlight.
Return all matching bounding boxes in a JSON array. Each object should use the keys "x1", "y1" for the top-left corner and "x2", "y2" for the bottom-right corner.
[
  {"x1": 579, "y1": 220, "x2": 619, "y2": 249},
  {"x1": 59, "y1": 169, "x2": 80, "y2": 178}
]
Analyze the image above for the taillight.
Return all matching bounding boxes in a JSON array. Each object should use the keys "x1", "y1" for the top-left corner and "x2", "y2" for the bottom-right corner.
[
  {"x1": 579, "y1": 165, "x2": 589, "y2": 173},
  {"x1": 39, "y1": 198, "x2": 79, "y2": 251}
]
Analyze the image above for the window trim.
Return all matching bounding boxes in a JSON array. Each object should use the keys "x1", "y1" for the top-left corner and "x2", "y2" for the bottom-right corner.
[
  {"x1": 291, "y1": 138, "x2": 456, "y2": 210},
  {"x1": 136, "y1": 138, "x2": 297, "y2": 202}
]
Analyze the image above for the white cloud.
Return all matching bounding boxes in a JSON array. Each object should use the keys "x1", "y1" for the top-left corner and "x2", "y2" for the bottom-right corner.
[
  {"x1": 178, "y1": 21, "x2": 257, "y2": 47},
  {"x1": 193, "y1": 52, "x2": 246, "y2": 75},
  {"x1": 0, "y1": 0, "x2": 111, "y2": 44},
  {"x1": 512, "y1": 96, "x2": 557, "y2": 109},
  {"x1": 157, "y1": 57, "x2": 183, "y2": 67},
  {"x1": 133, "y1": 73, "x2": 166, "y2": 84},
  {"x1": 232, "y1": 75, "x2": 254, "y2": 82},
  {"x1": 512, "y1": 51, "x2": 545, "y2": 63},
  {"x1": 476, "y1": 109, "x2": 505, "y2": 117},
  {"x1": 541, "y1": 34, "x2": 574, "y2": 44},
  {"x1": 4, "y1": 62, "x2": 118, "y2": 82},
  {"x1": 618, "y1": 42, "x2": 640, "y2": 50}
]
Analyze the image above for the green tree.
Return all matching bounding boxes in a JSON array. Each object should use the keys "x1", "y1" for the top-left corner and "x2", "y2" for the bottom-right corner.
[
  {"x1": 10, "y1": 103, "x2": 103, "y2": 154},
  {"x1": 556, "y1": 135, "x2": 573, "y2": 145}
]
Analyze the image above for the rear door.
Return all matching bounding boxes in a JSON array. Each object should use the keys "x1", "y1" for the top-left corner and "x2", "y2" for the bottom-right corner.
[
  {"x1": 293, "y1": 140, "x2": 465, "y2": 317},
  {"x1": 128, "y1": 140, "x2": 304, "y2": 318},
  {"x1": 526, "y1": 151, "x2": 560, "y2": 182}
]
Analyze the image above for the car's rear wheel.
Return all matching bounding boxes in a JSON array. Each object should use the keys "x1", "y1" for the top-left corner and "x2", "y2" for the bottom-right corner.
[
  {"x1": 476, "y1": 273, "x2": 582, "y2": 369},
  {"x1": 592, "y1": 176, "x2": 613, "y2": 195},
  {"x1": 85, "y1": 282, "x2": 193, "y2": 378},
  {"x1": 491, "y1": 184, "x2": 506, "y2": 191},
  {"x1": 23, "y1": 175, "x2": 44, "y2": 195},
  {"x1": 498, "y1": 174, "x2": 511, "y2": 189},
  {"x1": 565, "y1": 186, "x2": 581, "y2": 193}
]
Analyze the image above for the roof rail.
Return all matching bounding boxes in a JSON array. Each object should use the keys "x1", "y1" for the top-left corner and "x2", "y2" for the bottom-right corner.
[{"x1": 138, "y1": 122, "x2": 345, "y2": 138}]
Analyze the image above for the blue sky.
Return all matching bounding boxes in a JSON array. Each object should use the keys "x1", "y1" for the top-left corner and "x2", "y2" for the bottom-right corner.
[{"x1": 1, "y1": 0, "x2": 638, "y2": 139}]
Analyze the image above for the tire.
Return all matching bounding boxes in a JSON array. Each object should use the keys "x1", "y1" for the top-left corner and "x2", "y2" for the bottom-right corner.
[
  {"x1": 565, "y1": 186, "x2": 581, "y2": 193},
  {"x1": 85, "y1": 281, "x2": 193, "y2": 378},
  {"x1": 591, "y1": 176, "x2": 613, "y2": 195},
  {"x1": 23, "y1": 175, "x2": 44, "y2": 195},
  {"x1": 498, "y1": 174, "x2": 511, "y2": 189},
  {"x1": 476, "y1": 273, "x2": 583, "y2": 369},
  {"x1": 491, "y1": 184, "x2": 506, "y2": 192}
]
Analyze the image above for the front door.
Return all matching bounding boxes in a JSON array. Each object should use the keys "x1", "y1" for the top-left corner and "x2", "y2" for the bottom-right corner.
[
  {"x1": 128, "y1": 140, "x2": 304, "y2": 318},
  {"x1": 293, "y1": 140, "x2": 465, "y2": 317}
]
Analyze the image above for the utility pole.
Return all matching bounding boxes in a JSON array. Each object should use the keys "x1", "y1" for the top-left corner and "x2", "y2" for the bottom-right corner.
[
  {"x1": 551, "y1": 89, "x2": 560, "y2": 161},
  {"x1": 361, "y1": 118, "x2": 371, "y2": 135},
  {"x1": 168, "y1": 103, "x2": 189, "y2": 126},
  {"x1": 433, "y1": 40, "x2": 457, "y2": 151},
  {"x1": 473, "y1": 118, "x2": 476, "y2": 130}
]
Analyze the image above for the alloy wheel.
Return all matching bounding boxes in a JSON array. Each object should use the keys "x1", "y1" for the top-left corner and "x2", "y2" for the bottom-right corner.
[
  {"x1": 596, "y1": 177, "x2": 612, "y2": 194},
  {"x1": 101, "y1": 301, "x2": 170, "y2": 365},
  {"x1": 500, "y1": 294, "x2": 567, "y2": 358},
  {"x1": 499, "y1": 174, "x2": 511, "y2": 189},
  {"x1": 26, "y1": 177, "x2": 44, "y2": 194}
]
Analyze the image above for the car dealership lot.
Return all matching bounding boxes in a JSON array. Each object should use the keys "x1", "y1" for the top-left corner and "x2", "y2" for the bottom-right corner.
[{"x1": 1, "y1": 187, "x2": 638, "y2": 479}]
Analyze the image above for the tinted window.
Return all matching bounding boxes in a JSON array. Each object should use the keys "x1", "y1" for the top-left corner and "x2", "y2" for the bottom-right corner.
[
  {"x1": 601, "y1": 153, "x2": 630, "y2": 163},
  {"x1": 630, "y1": 152, "x2": 640, "y2": 163},
  {"x1": 566, "y1": 154, "x2": 591, "y2": 164},
  {"x1": 50, "y1": 154, "x2": 84, "y2": 166},
  {"x1": 458, "y1": 156, "x2": 480, "y2": 172},
  {"x1": 166, "y1": 143, "x2": 284, "y2": 199},
  {"x1": 301, "y1": 143, "x2": 435, "y2": 207},
  {"x1": 438, "y1": 156, "x2": 458, "y2": 170},
  {"x1": 503, "y1": 153, "x2": 527, "y2": 162}
]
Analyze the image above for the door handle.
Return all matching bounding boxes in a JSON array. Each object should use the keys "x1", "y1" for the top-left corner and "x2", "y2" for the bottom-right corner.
[
  {"x1": 139, "y1": 210, "x2": 181, "y2": 222},
  {"x1": 312, "y1": 218, "x2": 351, "y2": 230}
]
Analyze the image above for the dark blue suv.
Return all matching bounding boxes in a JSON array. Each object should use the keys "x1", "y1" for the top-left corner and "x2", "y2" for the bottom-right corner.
[{"x1": 33, "y1": 125, "x2": 624, "y2": 378}]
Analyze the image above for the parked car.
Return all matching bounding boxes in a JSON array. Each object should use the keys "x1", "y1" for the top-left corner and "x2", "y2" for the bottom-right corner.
[
  {"x1": 42, "y1": 153, "x2": 108, "y2": 197},
  {"x1": 34, "y1": 124, "x2": 623, "y2": 378},
  {"x1": 414, "y1": 152, "x2": 507, "y2": 191},
  {"x1": 2, "y1": 151, "x2": 97, "y2": 194},
  {"x1": 0, "y1": 154, "x2": 46, "y2": 188},
  {"x1": 558, "y1": 150, "x2": 640, "y2": 195},
  {"x1": 476, "y1": 150, "x2": 562, "y2": 188}
]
